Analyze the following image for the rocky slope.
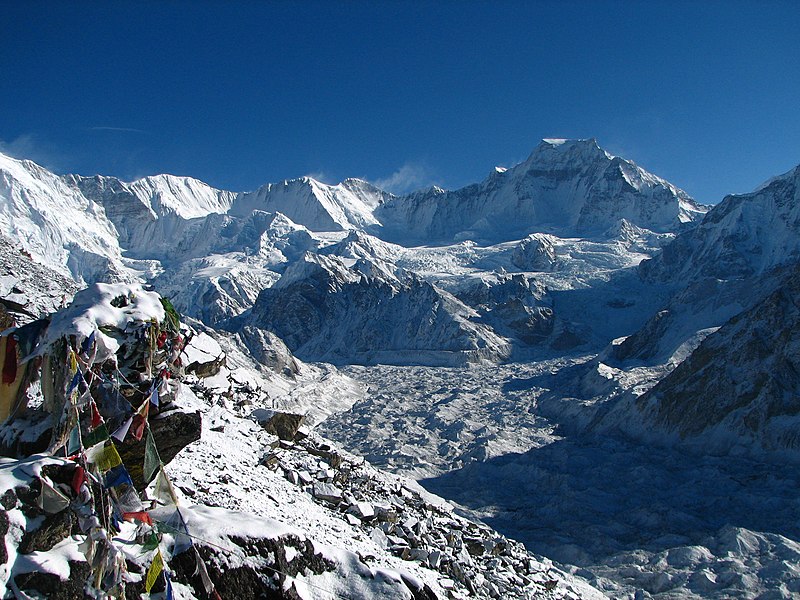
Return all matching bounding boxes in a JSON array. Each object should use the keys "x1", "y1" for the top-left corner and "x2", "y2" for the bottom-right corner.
[{"x1": 600, "y1": 262, "x2": 800, "y2": 457}]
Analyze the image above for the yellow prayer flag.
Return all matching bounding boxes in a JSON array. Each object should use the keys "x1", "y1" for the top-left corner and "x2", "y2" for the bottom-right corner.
[
  {"x1": 145, "y1": 549, "x2": 164, "y2": 593},
  {"x1": 68, "y1": 350, "x2": 78, "y2": 374},
  {"x1": 90, "y1": 442, "x2": 122, "y2": 472}
]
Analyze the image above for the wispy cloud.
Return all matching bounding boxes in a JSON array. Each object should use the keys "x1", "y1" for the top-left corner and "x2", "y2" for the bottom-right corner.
[
  {"x1": 0, "y1": 133, "x2": 66, "y2": 172},
  {"x1": 88, "y1": 126, "x2": 149, "y2": 134},
  {"x1": 303, "y1": 170, "x2": 334, "y2": 184},
  {"x1": 374, "y1": 162, "x2": 439, "y2": 195}
]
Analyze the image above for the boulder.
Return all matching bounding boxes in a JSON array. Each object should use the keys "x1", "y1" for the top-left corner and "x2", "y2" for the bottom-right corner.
[{"x1": 257, "y1": 411, "x2": 306, "y2": 442}]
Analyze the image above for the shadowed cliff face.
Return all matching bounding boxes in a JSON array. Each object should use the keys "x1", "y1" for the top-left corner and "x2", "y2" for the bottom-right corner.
[{"x1": 632, "y1": 262, "x2": 800, "y2": 454}]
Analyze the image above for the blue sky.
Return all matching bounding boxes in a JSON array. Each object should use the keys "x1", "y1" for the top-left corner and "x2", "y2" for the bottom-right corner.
[{"x1": 1, "y1": 1, "x2": 798, "y2": 204}]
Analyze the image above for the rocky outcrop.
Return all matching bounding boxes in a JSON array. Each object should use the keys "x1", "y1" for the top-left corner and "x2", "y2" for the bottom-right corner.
[
  {"x1": 240, "y1": 253, "x2": 510, "y2": 366},
  {"x1": 602, "y1": 263, "x2": 800, "y2": 457},
  {"x1": 455, "y1": 274, "x2": 556, "y2": 347},
  {"x1": 511, "y1": 234, "x2": 558, "y2": 271}
]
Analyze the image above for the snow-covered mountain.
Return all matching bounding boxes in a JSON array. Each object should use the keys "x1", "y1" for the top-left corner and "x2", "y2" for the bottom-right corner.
[
  {"x1": 3, "y1": 142, "x2": 800, "y2": 598},
  {"x1": 374, "y1": 138, "x2": 706, "y2": 244},
  {"x1": 640, "y1": 163, "x2": 800, "y2": 283},
  {"x1": 0, "y1": 153, "x2": 127, "y2": 283},
  {"x1": 230, "y1": 176, "x2": 388, "y2": 231}
]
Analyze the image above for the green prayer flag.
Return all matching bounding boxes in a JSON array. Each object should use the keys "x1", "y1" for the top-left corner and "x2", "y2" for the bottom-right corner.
[
  {"x1": 143, "y1": 531, "x2": 160, "y2": 552},
  {"x1": 143, "y1": 428, "x2": 161, "y2": 484},
  {"x1": 82, "y1": 423, "x2": 109, "y2": 448},
  {"x1": 67, "y1": 425, "x2": 81, "y2": 455}
]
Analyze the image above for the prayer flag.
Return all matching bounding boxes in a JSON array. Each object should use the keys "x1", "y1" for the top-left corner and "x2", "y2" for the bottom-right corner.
[
  {"x1": 82, "y1": 423, "x2": 109, "y2": 448},
  {"x1": 131, "y1": 399, "x2": 149, "y2": 441},
  {"x1": 143, "y1": 428, "x2": 161, "y2": 484},
  {"x1": 67, "y1": 425, "x2": 81, "y2": 455},
  {"x1": 111, "y1": 415, "x2": 132, "y2": 443},
  {"x1": 37, "y1": 478, "x2": 70, "y2": 514},
  {"x1": 150, "y1": 386, "x2": 159, "y2": 408},
  {"x1": 145, "y1": 549, "x2": 164, "y2": 593},
  {"x1": 65, "y1": 371, "x2": 82, "y2": 399},
  {"x1": 80, "y1": 331, "x2": 96, "y2": 355},
  {"x1": 165, "y1": 571, "x2": 174, "y2": 600},
  {"x1": 115, "y1": 486, "x2": 144, "y2": 514},
  {"x1": 104, "y1": 464, "x2": 133, "y2": 489},
  {"x1": 68, "y1": 350, "x2": 78, "y2": 374},
  {"x1": 71, "y1": 465, "x2": 87, "y2": 494},
  {"x1": 122, "y1": 511, "x2": 153, "y2": 526},
  {"x1": 142, "y1": 531, "x2": 160, "y2": 551},
  {"x1": 90, "y1": 401, "x2": 103, "y2": 428},
  {"x1": 194, "y1": 547, "x2": 215, "y2": 594},
  {"x1": 153, "y1": 466, "x2": 179, "y2": 506},
  {"x1": 89, "y1": 442, "x2": 122, "y2": 472}
]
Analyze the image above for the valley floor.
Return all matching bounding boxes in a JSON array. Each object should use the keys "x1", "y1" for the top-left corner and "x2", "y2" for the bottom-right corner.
[{"x1": 319, "y1": 362, "x2": 800, "y2": 599}]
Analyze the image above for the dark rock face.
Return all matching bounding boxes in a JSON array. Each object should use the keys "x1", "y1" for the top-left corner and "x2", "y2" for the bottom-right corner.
[
  {"x1": 634, "y1": 263, "x2": 800, "y2": 454},
  {"x1": 13, "y1": 560, "x2": 92, "y2": 599},
  {"x1": 237, "y1": 326, "x2": 301, "y2": 377},
  {"x1": 18, "y1": 508, "x2": 77, "y2": 554},
  {"x1": 118, "y1": 409, "x2": 202, "y2": 490},
  {"x1": 170, "y1": 534, "x2": 337, "y2": 600},
  {"x1": 455, "y1": 274, "x2": 556, "y2": 347},
  {"x1": 243, "y1": 254, "x2": 508, "y2": 365}
]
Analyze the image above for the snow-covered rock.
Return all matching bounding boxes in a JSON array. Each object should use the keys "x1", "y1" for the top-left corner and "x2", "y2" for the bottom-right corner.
[
  {"x1": 511, "y1": 233, "x2": 558, "y2": 271},
  {"x1": 238, "y1": 252, "x2": 511, "y2": 366},
  {"x1": 641, "y1": 163, "x2": 800, "y2": 283}
]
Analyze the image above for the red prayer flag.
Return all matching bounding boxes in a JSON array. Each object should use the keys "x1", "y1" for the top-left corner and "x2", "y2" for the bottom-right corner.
[
  {"x1": 131, "y1": 413, "x2": 147, "y2": 441},
  {"x1": 90, "y1": 401, "x2": 103, "y2": 428},
  {"x1": 2, "y1": 336, "x2": 18, "y2": 384},
  {"x1": 123, "y1": 511, "x2": 153, "y2": 526},
  {"x1": 71, "y1": 465, "x2": 87, "y2": 494}
]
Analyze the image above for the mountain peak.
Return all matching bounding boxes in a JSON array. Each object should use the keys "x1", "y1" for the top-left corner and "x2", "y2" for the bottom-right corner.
[{"x1": 527, "y1": 137, "x2": 611, "y2": 167}]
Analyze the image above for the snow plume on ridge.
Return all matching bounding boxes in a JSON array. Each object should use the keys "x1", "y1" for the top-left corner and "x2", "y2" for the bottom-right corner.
[{"x1": 373, "y1": 161, "x2": 440, "y2": 195}]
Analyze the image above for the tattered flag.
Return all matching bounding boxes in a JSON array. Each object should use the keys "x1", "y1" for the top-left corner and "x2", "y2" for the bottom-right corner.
[
  {"x1": 71, "y1": 465, "x2": 87, "y2": 494},
  {"x1": 123, "y1": 511, "x2": 153, "y2": 526},
  {"x1": 153, "y1": 466, "x2": 179, "y2": 506},
  {"x1": 83, "y1": 423, "x2": 109, "y2": 448},
  {"x1": 67, "y1": 425, "x2": 81, "y2": 455},
  {"x1": 37, "y1": 478, "x2": 70, "y2": 514},
  {"x1": 90, "y1": 400, "x2": 103, "y2": 428},
  {"x1": 143, "y1": 428, "x2": 161, "y2": 484},
  {"x1": 80, "y1": 330, "x2": 96, "y2": 355},
  {"x1": 88, "y1": 442, "x2": 122, "y2": 472},
  {"x1": 194, "y1": 546, "x2": 215, "y2": 594}
]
